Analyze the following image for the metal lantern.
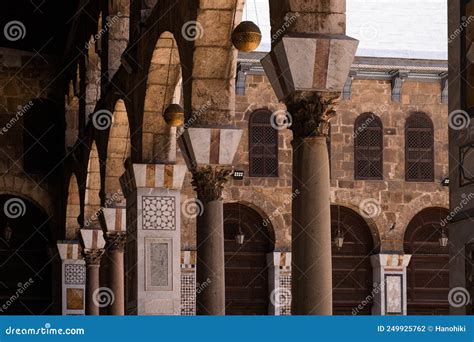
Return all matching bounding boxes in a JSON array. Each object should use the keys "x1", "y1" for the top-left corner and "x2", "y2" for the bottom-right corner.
[
  {"x1": 2, "y1": 222, "x2": 12, "y2": 244},
  {"x1": 334, "y1": 228, "x2": 344, "y2": 249},
  {"x1": 439, "y1": 229, "x2": 448, "y2": 247},
  {"x1": 163, "y1": 104, "x2": 184, "y2": 127},
  {"x1": 235, "y1": 227, "x2": 245, "y2": 245},
  {"x1": 231, "y1": 21, "x2": 262, "y2": 52}
]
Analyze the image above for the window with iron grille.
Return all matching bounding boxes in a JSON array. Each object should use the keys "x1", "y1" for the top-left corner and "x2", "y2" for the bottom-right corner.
[
  {"x1": 354, "y1": 113, "x2": 383, "y2": 180},
  {"x1": 249, "y1": 110, "x2": 278, "y2": 177},
  {"x1": 405, "y1": 112, "x2": 434, "y2": 182}
]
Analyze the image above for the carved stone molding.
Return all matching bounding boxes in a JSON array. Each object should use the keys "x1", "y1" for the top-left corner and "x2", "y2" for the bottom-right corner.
[
  {"x1": 285, "y1": 91, "x2": 340, "y2": 138},
  {"x1": 107, "y1": 233, "x2": 127, "y2": 251},
  {"x1": 83, "y1": 249, "x2": 105, "y2": 266},
  {"x1": 191, "y1": 166, "x2": 232, "y2": 203}
]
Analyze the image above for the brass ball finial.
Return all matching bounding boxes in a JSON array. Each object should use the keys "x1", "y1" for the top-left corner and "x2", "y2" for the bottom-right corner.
[
  {"x1": 231, "y1": 21, "x2": 262, "y2": 52},
  {"x1": 163, "y1": 104, "x2": 185, "y2": 127}
]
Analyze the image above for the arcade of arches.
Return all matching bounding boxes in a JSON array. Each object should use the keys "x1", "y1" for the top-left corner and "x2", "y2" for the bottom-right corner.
[{"x1": 0, "y1": 0, "x2": 469, "y2": 316}]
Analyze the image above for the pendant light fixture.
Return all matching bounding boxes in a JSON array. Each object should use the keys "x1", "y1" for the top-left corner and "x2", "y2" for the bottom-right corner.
[
  {"x1": 231, "y1": 0, "x2": 262, "y2": 52},
  {"x1": 439, "y1": 228, "x2": 448, "y2": 247},
  {"x1": 162, "y1": 39, "x2": 184, "y2": 127}
]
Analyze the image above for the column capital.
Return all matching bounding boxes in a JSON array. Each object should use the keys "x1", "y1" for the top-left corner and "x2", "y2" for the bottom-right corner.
[
  {"x1": 285, "y1": 91, "x2": 340, "y2": 138},
  {"x1": 191, "y1": 166, "x2": 232, "y2": 203},
  {"x1": 106, "y1": 232, "x2": 127, "y2": 251},
  {"x1": 83, "y1": 249, "x2": 105, "y2": 266}
]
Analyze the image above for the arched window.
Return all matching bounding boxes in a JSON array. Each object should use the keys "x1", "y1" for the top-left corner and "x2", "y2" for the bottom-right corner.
[
  {"x1": 354, "y1": 113, "x2": 383, "y2": 180},
  {"x1": 249, "y1": 110, "x2": 278, "y2": 177},
  {"x1": 405, "y1": 113, "x2": 434, "y2": 182}
]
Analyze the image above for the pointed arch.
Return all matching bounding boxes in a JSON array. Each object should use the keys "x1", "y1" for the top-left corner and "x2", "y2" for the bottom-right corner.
[
  {"x1": 104, "y1": 99, "x2": 130, "y2": 204},
  {"x1": 65, "y1": 173, "x2": 80, "y2": 239},
  {"x1": 142, "y1": 31, "x2": 182, "y2": 163},
  {"x1": 84, "y1": 142, "x2": 101, "y2": 227}
]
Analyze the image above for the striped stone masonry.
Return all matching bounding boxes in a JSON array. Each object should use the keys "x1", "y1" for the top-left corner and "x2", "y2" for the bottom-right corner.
[
  {"x1": 120, "y1": 163, "x2": 187, "y2": 196},
  {"x1": 80, "y1": 228, "x2": 106, "y2": 252},
  {"x1": 178, "y1": 127, "x2": 243, "y2": 168},
  {"x1": 102, "y1": 207, "x2": 127, "y2": 234},
  {"x1": 261, "y1": 34, "x2": 358, "y2": 100},
  {"x1": 57, "y1": 242, "x2": 86, "y2": 315}
]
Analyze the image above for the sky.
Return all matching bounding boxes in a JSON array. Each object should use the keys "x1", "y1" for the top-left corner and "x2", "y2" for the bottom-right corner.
[{"x1": 242, "y1": 0, "x2": 448, "y2": 60}]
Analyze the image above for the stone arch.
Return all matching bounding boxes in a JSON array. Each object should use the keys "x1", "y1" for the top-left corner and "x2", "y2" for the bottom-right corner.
[
  {"x1": 85, "y1": 22, "x2": 102, "y2": 118},
  {"x1": 331, "y1": 201, "x2": 381, "y2": 249},
  {"x1": 104, "y1": 99, "x2": 130, "y2": 204},
  {"x1": 84, "y1": 142, "x2": 102, "y2": 227},
  {"x1": 65, "y1": 173, "x2": 80, "y2": 239},
  {"x1": 142, "y1": 31, "x2": 182, "y2": 163},
  {"x1": 65, "y1": 70, "x2": 80, "y2": 148},
  {"x1": 0, "y1": 175, "x2": 53, "y2": 219}
]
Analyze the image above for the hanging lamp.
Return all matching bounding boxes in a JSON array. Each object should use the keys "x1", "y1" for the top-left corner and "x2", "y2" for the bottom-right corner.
[
  {"x1": 231, "y1": 21, "x2": 262, "y2": 52},
  {"x1": 439, "y1": 229, "x2": 448, "y2": 247},
  {"x1": 161, "y1": 39, "x2": 184, "y2": 127}
]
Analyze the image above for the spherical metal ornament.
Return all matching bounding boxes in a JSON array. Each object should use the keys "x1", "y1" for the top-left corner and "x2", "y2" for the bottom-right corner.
[
  {"x1": 163, "y1": 104, "x2": 184, "y2": 127},
  {"x1": 231, "y1": 21, "x2": 262, "y2": 52}
]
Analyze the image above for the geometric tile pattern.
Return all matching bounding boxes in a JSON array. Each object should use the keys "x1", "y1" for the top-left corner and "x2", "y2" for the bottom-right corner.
[
  {"x1": 64, "y1": 264, "x2": 86, "y2": 285},
  {"x1": 181, "y1": 272, "x2": 196, "y2": 316},
  {"x1": 279, "y1": 273, "x2": 292, "y2": 316},
  {"x1": 142, "y1": 196, "x2": 176, "y2": 230}
]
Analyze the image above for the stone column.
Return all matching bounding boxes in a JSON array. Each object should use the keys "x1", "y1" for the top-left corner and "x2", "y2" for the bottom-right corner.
[
  {"x1": 80, "y1": 229, "x2": 106, "y2": 316},
  {"x1": 370, "y1": 254, "x2": 411, "y2": 315},
  {"x1": 57, "y1": 242, "x2": 86, "y2": 315},
  {"x1": 102, "y1": 208, "x2": 127, "y2": 315},
  {"x1": 192, "y1": 166, "x2": 231, "y2": 315},
  {"x1": 286, "y1": 92, "x2": 340, "y2": 315},
  {"x1": 261, "y1": 2, "x2": 358, "y2": 313},
  {"x1": 107, "y1": 233, "x2": 126, "y2": 315},
  {"x1": 178, "y1": 127, "x2": 243, "y2": 315}
]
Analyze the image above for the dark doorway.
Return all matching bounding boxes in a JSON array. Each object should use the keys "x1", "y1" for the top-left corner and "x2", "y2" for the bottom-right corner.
[
  {"x1": 0, "y1": 195, "x2": 53, "y2": 314},
  {"x1": 331, "y1": 205, "x2": 378, "y2": 315},
  {"x1": 224, "y1": 203, "x2": 274, "y2": 315},
  {"x1": 404, "y1": 207, "x2": 450, "y2": 315}
]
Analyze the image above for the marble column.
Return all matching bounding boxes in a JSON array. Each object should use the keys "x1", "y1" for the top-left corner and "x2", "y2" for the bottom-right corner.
[
  {"x1": 370, "y1": 254, "x2": 411, "y2": 315},
  {"x1": 286, "y1": 92, "x2": 340, "y2": 315},
  {"x1": 102, "y1": 207, "x2": 127, "y2": 315},
  {"x1": 107, "y1": 233, "x2": 126, "y2": 315},
  {"x1": 192, "y1": 166, "x2": 232, "y2": 315},
  {"x1": 83, "y1": 250, "x2": 104, "y2": 315},
  {"x1": 80, "y1": 228, "x2": 106, "y2": 316},
  {"x1": 178, "y1": 127, "x2": 243, "y2": 315}
]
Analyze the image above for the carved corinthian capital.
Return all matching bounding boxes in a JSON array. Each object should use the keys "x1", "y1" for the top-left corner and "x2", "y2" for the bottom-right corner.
[
  {"x1": 83, "y1": 249, "x2": 105, "y2": 266},
  {"x1": 285, "y1": 91, "x2": 340, "y2": 138},
  {"x1": 107, "y1": 233, "x2": 127, "y2": 251},
  {"x1": 191, "y1": 166, "x2": 232, "y2": 203}
]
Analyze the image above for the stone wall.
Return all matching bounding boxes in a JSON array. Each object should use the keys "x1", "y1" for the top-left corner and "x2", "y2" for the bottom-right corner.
[{"x1": 180, "y1": 62, "x2": 449, "y2": 253}]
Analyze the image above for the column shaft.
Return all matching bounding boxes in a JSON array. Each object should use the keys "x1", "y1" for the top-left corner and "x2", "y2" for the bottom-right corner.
[
  {"x1": 86, "y1": 264, "x2": 100, "y2": 315},
  {"x1": 109, "y1": 248, "x2": 125, "y2": 315},
  {"x1": 196, "y1": 199, "x2": 225, "y2": 315},
  {"x1": 292, "y1": 136, "x2": 332, "y2": 315}
]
